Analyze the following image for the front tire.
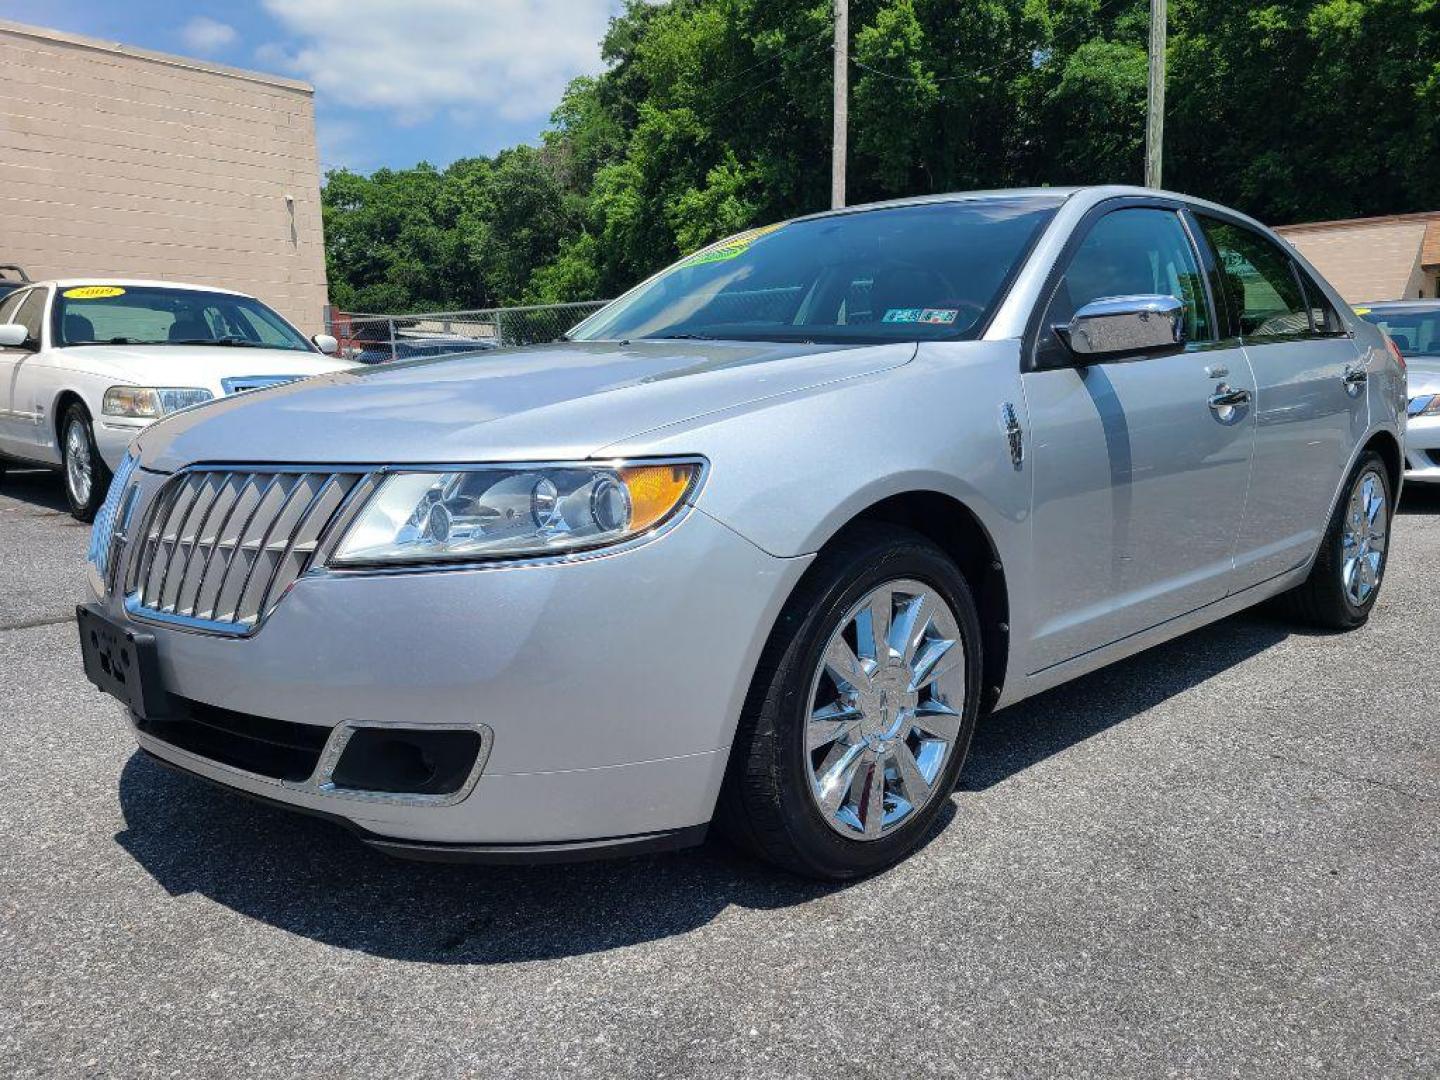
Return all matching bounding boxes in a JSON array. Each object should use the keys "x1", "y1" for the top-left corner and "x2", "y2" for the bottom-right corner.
[
  {"x1": 719, "y1": 524, "x2": 982, "y2": 880},
  {"x1": 1275, "y1": 450, "x2": 1392, "y2": 630},
  {"x1": 60, "y1": 403, "x2": 110, "y2": 522}
]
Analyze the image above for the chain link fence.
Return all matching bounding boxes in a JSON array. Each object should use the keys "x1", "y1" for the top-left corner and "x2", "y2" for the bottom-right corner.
[{"x1": 329, "y1": 300, "x2": 609, "y2": 364}]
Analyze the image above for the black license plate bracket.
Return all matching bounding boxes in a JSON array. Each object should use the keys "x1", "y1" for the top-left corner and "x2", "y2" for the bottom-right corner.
[{"x1": 76, "y1": 604, "x2": 169, "y2": 720}]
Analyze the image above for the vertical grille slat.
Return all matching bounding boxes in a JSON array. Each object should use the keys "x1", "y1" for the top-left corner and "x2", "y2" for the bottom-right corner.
[
  {"x1": 174, "y1": 475, "x2": 246, "y2": 618},
  {"x1": 125, "y1": 467, "x2": 369, "y2": 635},
  {"x1": 147, "y1": 475, "x2": 208, "y2": 609},
  {"x1": 166, "y1": 475, "x2": 227, "y2": 615}
]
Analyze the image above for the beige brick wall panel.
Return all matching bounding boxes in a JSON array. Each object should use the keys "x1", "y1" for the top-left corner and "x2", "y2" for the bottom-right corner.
[{"x1": 0, "y1": 20, "x2": 329, "y2": 333}]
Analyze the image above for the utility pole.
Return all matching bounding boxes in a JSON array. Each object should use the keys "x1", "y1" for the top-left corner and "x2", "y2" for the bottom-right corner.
[
  {"x1": 832, "y1": 0, "x2": 848, "y2": 209},
  {"x1": 1145, "y1": 0, "x2": 1166, "y2": 188}
]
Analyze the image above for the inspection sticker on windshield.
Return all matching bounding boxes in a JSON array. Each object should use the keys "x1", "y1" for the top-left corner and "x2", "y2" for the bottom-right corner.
[
  {"x1": 920, "y1": 308, "x2": 959, "y2": 325},
  {"x1": 882, "y1": 308, "x2": 923, "y2": 323},
  {"x1": 63, "y1": 286, "x2": 126, "y2": 300},
  {"x1": 680, "y1": 223, "x2": 785, "y2": 268}
]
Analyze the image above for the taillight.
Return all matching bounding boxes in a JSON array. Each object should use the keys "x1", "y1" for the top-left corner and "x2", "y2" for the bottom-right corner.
[{"x1": 1385, "y1": 335, "x2": 1406, "y2": 372}]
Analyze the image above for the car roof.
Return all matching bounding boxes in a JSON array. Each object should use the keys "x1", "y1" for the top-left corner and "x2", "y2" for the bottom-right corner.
[
  {"x1": 790, "y1": 184, "x2": 1276, "y2": 233},
  {"x1": 36, "y1": 278, "x2": 249, "y2": 297}
]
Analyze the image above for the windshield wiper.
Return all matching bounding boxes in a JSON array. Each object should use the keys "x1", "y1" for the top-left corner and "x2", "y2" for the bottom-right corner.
[
  {"x1": 169, "y1": 336, "x2": 265, "y2": 347},
  {"x1": 643, "y1": 332, "x2": 716, "y2": 341},
  {"x1": 68, "y1": 337, "x2": 146, "y2": 345}
]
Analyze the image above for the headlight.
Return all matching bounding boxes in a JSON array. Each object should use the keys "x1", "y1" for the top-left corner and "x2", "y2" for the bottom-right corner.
[
  {"x1": 1408, "y1": 394, "x2": 1440, "y2": 418},
  {"x1": 330, "y1": 459, "x2": 705, "y2": 566},
  {"x1": 103, "y1": 386, "x2": 214, "y2": 418}
]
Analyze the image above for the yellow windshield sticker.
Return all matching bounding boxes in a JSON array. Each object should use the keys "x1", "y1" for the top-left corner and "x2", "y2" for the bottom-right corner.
[
  {"x1": 680, "y1": 223, "x2": 784, "y2": 267},
  {"x1": 1353, "y1": 306, "x2": 1371, "y2": 315},
  {"x1": 63, "y1": 286, "x2": 126, "y2": 300}
]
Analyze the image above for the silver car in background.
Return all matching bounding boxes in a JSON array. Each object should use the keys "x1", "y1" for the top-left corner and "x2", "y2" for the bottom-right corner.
[
  {"x1": 78, "y1": 186, "x2": 1405, "y2": 879},
  {"x1": 1357, "y1": 300, "x2": 1440, "y2": 482}
]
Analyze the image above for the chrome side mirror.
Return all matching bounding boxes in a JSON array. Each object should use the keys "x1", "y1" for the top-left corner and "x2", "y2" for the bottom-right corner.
[
  {"x1": 1057, "y1": 294, "x2": 1186, "y2": 361},
  {"x1": 312, "y1": 333, "x2": 339, "y2": 355},
  {"x1": 0, "y1": 323, "x2": 28, "y2": 348}
]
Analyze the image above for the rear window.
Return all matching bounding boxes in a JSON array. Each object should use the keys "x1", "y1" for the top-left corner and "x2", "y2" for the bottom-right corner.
[
  {"x1": 1196, "y1": 218, "x2": 1311, "y2": 338},
  {"x1": 570, "y1": 197, "x2": 1063, "y2": 346},
  {"x1": 1358, "y1": 308, "x2": 1440, "y2": 357}
]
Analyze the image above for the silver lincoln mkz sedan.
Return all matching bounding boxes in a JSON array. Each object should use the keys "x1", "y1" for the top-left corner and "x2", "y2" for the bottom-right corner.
[{"x1": 79, "y1": 187, "x2": 1406, "y2": 879}]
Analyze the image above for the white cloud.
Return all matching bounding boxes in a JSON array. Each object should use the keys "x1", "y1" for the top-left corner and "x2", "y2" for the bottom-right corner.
[
  {"x1": 180, "y1": 16, "x2": 239, "y2": 54},
  {"x1": 259, "y1": 0, "x2": 616, "y2": 124}
]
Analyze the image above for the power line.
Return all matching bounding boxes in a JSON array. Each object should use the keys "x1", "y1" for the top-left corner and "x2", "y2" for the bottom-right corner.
[
  {"x1": 692, "y1": 32, "x2": 831, "y2": 126},
  {"x1": 851, "y1": 57, "x2": 980, "y2": 84},
  {"x1": 694, "y1": 29, "x2": 831, "y2": 106}
]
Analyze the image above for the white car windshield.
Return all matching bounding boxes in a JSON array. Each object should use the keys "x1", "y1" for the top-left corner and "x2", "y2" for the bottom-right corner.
[
  {"x1": 54, "y1": 285, "x2": 313, "y2": 352},
  {"x1": 569, "y1": 196, "x2": 1063, "y2": 345}
]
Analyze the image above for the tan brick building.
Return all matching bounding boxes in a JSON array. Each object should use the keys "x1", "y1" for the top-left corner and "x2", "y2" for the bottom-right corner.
[
  {"x1": 0, "y1": 19, "x2": 328, "y2": 332},
  {"x1": 1276, "y1": 212, "x2": 1440, "y2": 305}
]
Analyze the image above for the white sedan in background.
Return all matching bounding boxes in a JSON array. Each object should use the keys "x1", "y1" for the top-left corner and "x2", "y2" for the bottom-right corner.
[{"x1": 0, "y1": 280, "x2": 354, "y2": 519}]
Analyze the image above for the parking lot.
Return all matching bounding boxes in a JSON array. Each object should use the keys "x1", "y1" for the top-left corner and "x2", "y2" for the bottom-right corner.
[{"x1": 1, "y1": 466, "x2": 1436, "y2": 1078}]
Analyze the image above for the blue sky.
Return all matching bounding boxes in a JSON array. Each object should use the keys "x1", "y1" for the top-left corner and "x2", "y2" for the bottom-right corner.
[{"x1": 3, "y1": 0, "x2": 625, "y2": 173}]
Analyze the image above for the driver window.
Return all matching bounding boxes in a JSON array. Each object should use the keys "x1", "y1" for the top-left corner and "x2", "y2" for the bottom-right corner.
[
  {"x1": 14, "y1": 288, "x2": 48, "y2": 349},
  {"x1": 0, "y1": 289, "x2": 24, "y2": 326},
  {"x1": 1040, "y1": 208, "x2": 1212, "y2": 366}
]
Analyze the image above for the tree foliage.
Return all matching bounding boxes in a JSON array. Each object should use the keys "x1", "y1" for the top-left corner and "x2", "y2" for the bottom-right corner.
[{"x1": 323, "y1": 0, "x2": 1440, "y2": 312}]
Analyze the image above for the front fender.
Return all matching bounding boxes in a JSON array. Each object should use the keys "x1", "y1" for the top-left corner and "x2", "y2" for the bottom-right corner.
[{"x1": 603, "y1": 340, "x2": 1031, "y2": 559}]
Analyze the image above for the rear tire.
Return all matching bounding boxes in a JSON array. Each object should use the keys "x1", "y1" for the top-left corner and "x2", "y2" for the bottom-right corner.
[
  {"x1": 60, "y1": 402, "x2": 110, "y2": 523},
  {"x1": 718, "y1": 524, "x2": 982, "y2": 880},
  {"x1": 1274, "y1": 450, "x2": 1392, "y2": 630}
]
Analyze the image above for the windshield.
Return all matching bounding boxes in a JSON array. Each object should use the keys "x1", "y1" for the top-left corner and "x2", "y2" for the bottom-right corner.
[
  {"x1": 1359, "y1": 307, "x2": 1440, "y2": 357},
  {"x1": 53, "y1": 285, "x2": 314, "y2": 352},
  {"x1": 570, "y1": 197, "x2": 1062, "y2": 345}
]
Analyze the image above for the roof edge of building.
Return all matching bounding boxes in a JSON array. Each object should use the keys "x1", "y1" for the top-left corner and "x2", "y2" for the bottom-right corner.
[
  {"x1": 0, "y1": 18, "x2": 314, "y2": 94},
  {"x1": 1275, "y1": 209, "x2": 1440, "y2": 235}
]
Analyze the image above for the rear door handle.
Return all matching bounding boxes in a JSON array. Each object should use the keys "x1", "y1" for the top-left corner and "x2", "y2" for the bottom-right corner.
[{"x1": 1208, "y1": 385, "x2": 1251, "y2": 410}]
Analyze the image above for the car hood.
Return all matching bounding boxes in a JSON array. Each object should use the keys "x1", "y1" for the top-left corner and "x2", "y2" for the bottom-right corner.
[
  {"x1": 137, "y1": 339, "x2": 916, "y2": 471},
  {"x1": 59, "y1": 344, "x2": 354, "y2": 386}
]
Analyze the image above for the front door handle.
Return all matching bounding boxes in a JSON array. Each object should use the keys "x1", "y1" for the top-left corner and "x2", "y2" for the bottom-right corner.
[
  {"x1": 1208, "y1": 385, "x2": 1251, "y2": 410},
  {"x1": 1343, "y1": 366, "x2": 1369, "y2": 387}
]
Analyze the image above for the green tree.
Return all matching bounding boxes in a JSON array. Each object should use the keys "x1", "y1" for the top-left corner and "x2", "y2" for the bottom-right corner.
[{"x1": 324, "y1": 0, "x2": 1440, "y2": 314}]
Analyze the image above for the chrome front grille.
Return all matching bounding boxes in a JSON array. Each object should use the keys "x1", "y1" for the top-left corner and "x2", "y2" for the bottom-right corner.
[
  {"x1": 221, "y1": 375, "x2": 305, "y2": 396},
  {"x1": 123, "y1": 468, "x2": 369, "y2": 634}
]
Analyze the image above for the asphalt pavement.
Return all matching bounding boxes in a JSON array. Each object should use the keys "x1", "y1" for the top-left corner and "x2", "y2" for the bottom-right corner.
[{"x1": 1, "y1": 465, "x2": 1436, "y2": 1078}]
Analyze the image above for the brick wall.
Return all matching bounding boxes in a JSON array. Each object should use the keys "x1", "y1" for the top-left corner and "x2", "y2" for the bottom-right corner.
[
  {"x1": 1277, "y1": 219, "x2": 1431, "y2": 304},
  {"x1": 0, "y1": 20, "x2": 329, "y2": 333}
]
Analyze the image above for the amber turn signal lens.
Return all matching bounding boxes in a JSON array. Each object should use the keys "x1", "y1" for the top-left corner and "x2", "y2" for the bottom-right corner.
[{"x1": 620, "y1": 464, "x2": 700, "y2": 532}]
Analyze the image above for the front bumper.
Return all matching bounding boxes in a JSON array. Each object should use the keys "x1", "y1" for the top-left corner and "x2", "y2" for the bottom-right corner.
[
  {"x1": 93, "y1": 501, "x2": 808, "y2": 853},
  {"x1": 1404, "y1": 414, "x2": 1440, "y2": 482}
]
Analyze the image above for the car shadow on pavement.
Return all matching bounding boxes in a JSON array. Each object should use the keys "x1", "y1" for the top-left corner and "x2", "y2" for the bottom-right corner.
[
  {"x1": 113, "y1": 750, "x2": 870, "y2": 964},
  {"x1": 0, "y1": 466, "x2": 71, "y2": 516},
  {"x1": 113, "y1": 607, "x2": 1296, "y2": 966},
  {"x1": 1398, "y1": 482, "x2": 1440, "y2": 515},
  {"x1": 964, "y1": 610, "x2": 1291, "y2": 791}
]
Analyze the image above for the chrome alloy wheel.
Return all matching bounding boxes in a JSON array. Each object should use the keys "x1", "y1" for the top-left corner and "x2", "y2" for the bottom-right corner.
[
  {"x1": 805, "y1": 579, "x2": 965, "y2": 840},
  {"x1": 65, "y1": 418, "x2": 93, "y2": 508},
  {"x1": 1341, "y1": 467, "x2": 1388, "y2": 607}
]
